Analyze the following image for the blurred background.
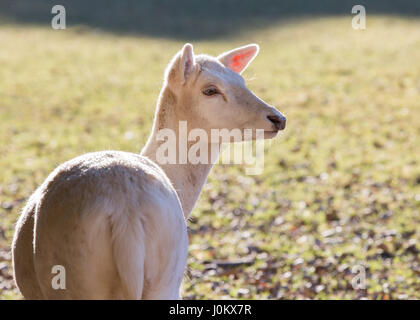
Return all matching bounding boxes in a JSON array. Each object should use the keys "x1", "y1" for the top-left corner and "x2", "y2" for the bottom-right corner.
[{"x1": 0, "y1": 0, "x2": 419, "y2": 299}]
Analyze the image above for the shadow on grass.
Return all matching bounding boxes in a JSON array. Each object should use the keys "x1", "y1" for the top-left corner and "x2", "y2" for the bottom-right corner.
[{"x1": 0, "y1": 0, "x2": 419, "y2": 40}]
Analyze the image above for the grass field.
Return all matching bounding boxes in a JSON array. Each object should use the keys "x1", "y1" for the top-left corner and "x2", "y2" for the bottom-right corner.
[{"x1": 0, "y1": 10, "x2": 419, "y2": 299}]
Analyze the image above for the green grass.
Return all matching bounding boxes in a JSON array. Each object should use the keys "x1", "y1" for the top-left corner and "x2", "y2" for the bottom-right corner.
[{"x1": 0, "y1": 15, "x2": 420, "y2": 299}]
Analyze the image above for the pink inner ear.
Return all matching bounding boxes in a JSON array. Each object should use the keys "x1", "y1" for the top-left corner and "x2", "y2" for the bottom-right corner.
[
  {"x1": 230, "y1": 50, "x2": 254, "y2": 73},
  {"x1": 185, "y1": 58, "x2": 191, "y2": 71}
]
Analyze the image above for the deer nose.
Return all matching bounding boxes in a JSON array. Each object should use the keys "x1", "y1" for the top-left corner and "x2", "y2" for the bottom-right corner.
[{"x1": 267, "y1": 114, "x2": 286, "y2": 130}]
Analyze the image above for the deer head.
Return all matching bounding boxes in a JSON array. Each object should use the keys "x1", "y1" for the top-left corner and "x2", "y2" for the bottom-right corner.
[{"x1": 159, "y1": 43, "x2": 286, "y2": 141}]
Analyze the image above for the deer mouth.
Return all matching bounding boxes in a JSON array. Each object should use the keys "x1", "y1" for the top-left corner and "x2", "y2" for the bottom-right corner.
[{"x1": 263, "y1": 130, "x2": 280, "y2": 139}]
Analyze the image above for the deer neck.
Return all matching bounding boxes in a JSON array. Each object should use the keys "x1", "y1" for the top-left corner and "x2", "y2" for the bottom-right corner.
[{"x1": 141, "y1": 87, "x2": 220, "y2": 218}]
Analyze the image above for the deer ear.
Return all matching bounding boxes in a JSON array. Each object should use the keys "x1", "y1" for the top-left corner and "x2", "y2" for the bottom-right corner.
[
  {"x1": 165, "y1": 43, "x2": 196, "y2": 86},
  {"x1": 217, "y1": 44, "x2": 259, "y2": 74},
  {"x1": 179, "y1": 43, "x2": 196, "y2": 83}
]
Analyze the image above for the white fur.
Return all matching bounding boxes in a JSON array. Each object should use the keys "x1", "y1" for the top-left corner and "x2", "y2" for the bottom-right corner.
[{"x1": 12, "y1": 43, "x2": 285, "y2": 299}]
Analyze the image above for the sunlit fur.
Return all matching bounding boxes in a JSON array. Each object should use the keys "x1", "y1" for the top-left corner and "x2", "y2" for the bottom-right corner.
[{"x1": 12, "y1": 43, "x2": 285, "y2": 299}]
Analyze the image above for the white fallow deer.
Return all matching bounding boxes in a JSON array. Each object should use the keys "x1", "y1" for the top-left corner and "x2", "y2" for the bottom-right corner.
[{"x1": 12, "y1": 43, "x2": 286, "y2": 299}]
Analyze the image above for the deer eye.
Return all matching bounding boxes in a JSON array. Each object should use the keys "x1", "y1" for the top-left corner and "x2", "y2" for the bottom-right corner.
[{"x1": 202, "y1": 86, "x2": 219, "y2": 96}]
